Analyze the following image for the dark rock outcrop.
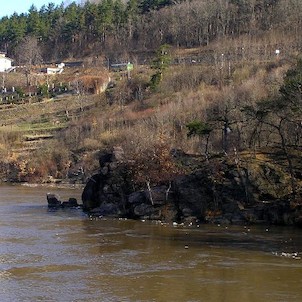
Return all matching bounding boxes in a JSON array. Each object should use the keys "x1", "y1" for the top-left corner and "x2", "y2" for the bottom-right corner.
[
  {"x1": 47, "y1": 193, "x2": 62, "y2": 208},
  {"x1": 81, "y1": 174, "x2": 103, "y2": 211},
  {"x1": 80, "y1": 148, "x2": 302, "y2": 226},
  {"x1": 82, "y1": 147, "x2": 130, "y2": 213},
  {"x1": 47, "y1": 193, "x2": 79, "y2": 209},
  {"x1": 62, "y1": 198, "x2": 79, "y2": 208}
]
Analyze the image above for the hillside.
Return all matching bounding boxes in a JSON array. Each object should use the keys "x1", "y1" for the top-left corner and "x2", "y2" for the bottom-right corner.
[
  {"x1": 0, "y1": 0, "x2": 302, "y2": 216},
  {"x1": 0, "y1": 40, "x2": 300, "y2": 182}
]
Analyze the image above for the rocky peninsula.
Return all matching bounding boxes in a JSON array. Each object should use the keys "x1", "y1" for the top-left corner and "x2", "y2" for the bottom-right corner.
[{"x1": 76, "y1": 147, "x2": 302, "y2": 227}]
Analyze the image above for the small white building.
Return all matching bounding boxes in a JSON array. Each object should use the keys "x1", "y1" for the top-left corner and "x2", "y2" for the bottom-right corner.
[
  {"x1": 41, "y1": 63, "x2": 64, "y2": 74},
  {"x1": 45, "y1": 67, "x2": 64, "y2": 74},
  {"x1": 0, "y1": 53, "x2": 13, "y2": 72}
]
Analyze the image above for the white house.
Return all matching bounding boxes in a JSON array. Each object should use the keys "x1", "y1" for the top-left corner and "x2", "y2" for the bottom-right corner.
[
  {"x1": 41, "y1": 63, "x2": 65, "y2": 74},
  {"x1": 0, "y1": 53, "x2": 13, "y2": 72}
]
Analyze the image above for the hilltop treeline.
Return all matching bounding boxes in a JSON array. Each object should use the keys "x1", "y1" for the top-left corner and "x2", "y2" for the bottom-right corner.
[{"x1": 1, "y1": 0, "x2": 302, "y2": 61}]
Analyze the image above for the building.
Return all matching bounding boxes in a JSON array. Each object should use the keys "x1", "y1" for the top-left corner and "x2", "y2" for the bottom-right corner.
[
  {"x1": 41, "y1": 63, "x2": 65, "y2": 74},
  {"x1": 0, "y1": 53, "x2": 13, "y2": 72},
  {"x1": 45, "y1": 67, "x2": 64, "y2": 74}
]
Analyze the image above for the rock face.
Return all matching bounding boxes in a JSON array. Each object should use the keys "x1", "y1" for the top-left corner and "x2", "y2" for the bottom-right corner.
[
  {"x1": 81, "y1": 174, "x2": 103, "y2": 211},
  {"x1": 81, "y1": 148, "x2": 302, "y2": 226},
  {"x1": 81, "y1": 147, "x2": 131, "y2": 215}
]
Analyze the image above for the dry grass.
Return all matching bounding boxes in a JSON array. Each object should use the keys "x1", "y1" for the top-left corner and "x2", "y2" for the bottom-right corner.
[{"x1": 0, "y1": 35, "x2": 299, "y2": 182}]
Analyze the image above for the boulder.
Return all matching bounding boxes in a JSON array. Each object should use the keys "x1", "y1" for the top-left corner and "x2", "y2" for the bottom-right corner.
[
  {"x1": 128, "y1": 191, "x2": 146, "y2": 205},
  {"x1": 82, "y1": 148, "x2": 131, "y2": 212},
  {"x1": 90, "y1": 203, "x2": 120, "y2": 217},
  {"x1": 47, "y1": 194, "x2": 80, "y2": 209},
  {"x1": 144, "y1": 186, "x2": 168, "y2": 205},
  {"x1": 82, "y1": 174, "x2": 103, "y2": 211},
  {"x1": 47, "y1": 193, "x2": 61, "y2": 208},
  {"x1": 133, "y1": 203, "x2": 161, "y2": 220},
  {"x1": 62, "y1": 198, "x2": 79, "y2": 208},
  {"x1": 173, "y1": 172, "x2": 214, "y2": 221}
]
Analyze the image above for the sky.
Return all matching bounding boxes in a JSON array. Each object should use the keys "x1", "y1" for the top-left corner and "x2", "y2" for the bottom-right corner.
[{"x1": 0, "y1": 1, "x2": 75, "y2": 18}]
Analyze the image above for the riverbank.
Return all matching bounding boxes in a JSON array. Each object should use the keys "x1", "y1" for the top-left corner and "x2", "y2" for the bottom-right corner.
[
  {"x1": 20, "y1": 182, "x2": 85, "y2": 189},
  {"x1": 80, "y1": 147, "x2": 302, "y2": 227},
  {"x1": 3, "y1": 146, "x2": 302, "y2": 227}
]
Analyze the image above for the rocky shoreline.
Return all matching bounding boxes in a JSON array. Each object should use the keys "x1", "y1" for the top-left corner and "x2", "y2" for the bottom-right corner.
[{"x1": 75, "y1": 148, "x2": 302, "y2": 227}]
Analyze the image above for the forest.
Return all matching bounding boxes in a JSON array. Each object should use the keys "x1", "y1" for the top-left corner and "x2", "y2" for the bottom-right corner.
[{"x1": 1, "y1": 0, "x2": 302, "y2": 62}]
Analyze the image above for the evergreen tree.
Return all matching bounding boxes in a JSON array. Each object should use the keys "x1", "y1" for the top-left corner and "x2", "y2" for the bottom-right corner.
[
  {"x1": 187, "y1": 120, "x2": 213, "y2": 159},
  {"x1": 27, "y1": 5, "x2": 43, "y2": 37},
  {"x1": 149, "y1": 44, "x2": 171, "y2": 90},
  {"x1": 0, "y1": 17, "x2": 10, "y2": 49},
  {"x1": 139, "y1": 0, "x2": 174, "y2": 13},
  {"x1": 7, "y1": 13, "x2": 26, "y2": 45}
]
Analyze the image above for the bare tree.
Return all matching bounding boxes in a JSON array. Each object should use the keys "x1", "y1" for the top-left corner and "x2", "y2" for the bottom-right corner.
[
  {"x1": 14, "y1": 36, "x2": 43, "y2": 86},
  {"x1": 15, "y1": 36, "x2": 43, "y2": 67}
]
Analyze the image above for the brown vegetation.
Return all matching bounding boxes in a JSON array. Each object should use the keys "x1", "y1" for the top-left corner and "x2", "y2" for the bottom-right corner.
[
  {"x1": 0, "y1": 23, "x2": 301, "y2": 204},
  {"x1": 0, "y1": 54, "x2": 286, "y2": 179}
]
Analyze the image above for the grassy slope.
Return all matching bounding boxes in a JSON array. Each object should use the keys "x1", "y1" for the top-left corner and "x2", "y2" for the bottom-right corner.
[{"x1": 0, "y1": 33, "x2": 301, "y2": 188}]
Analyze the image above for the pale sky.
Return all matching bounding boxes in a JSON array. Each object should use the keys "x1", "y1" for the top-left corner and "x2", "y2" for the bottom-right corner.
[{"x1": 0, "y1": 1, "x2": 77, "y2": 18}]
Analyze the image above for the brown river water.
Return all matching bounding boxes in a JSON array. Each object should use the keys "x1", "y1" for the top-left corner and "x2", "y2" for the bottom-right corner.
[{"x1": 1, "y1": 184, "x2": 302, "y2": 302}]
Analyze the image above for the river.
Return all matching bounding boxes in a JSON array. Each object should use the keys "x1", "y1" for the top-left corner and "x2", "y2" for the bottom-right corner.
[{"x1": 1, "y1": 184, "x2": 302, "y2": 302}]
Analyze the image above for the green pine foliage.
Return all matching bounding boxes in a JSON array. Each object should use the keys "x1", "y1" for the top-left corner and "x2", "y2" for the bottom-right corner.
[
  {"x1": 1, "y1": 0, "x2": 301, "y2": 61},
  {"x1": 186, "y1": 121, "x2": 212, "y2": 138}
]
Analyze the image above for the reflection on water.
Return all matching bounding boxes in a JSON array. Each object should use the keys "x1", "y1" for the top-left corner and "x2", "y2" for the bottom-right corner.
[{"x1": 1, "y1": 184, "x2": 302, "y2": 301}]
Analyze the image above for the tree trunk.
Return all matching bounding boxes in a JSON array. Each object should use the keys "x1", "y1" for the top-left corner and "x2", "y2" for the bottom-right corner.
[
  {"x1": 165, "y1": 181, "x2": 172, "y2": 201},
  {"x1": 146, "y1": 180, "x2": 154, "y2": 205},
  {"x1": 278, "y1": 127, "x2": 296, "y2": 197}
]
